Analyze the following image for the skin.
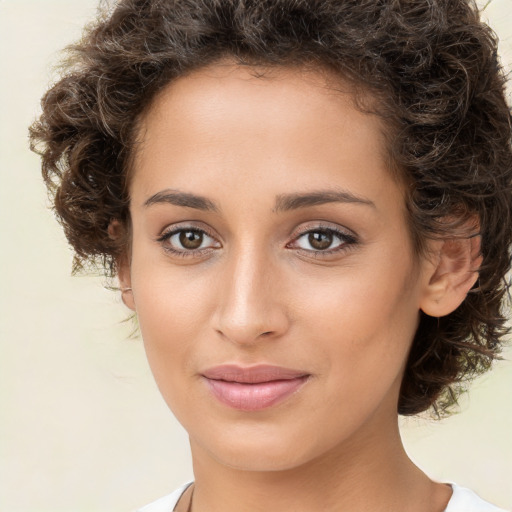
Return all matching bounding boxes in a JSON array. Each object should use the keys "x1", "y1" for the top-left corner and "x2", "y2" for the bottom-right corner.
[{"x1": 118, "y1": 61, "x2": 479, "y2": 512}]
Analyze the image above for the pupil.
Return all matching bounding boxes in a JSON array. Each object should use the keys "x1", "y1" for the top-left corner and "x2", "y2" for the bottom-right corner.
[
  {"x1": 179, "y1": 230, "x2": 203, "y2": 249},
  {"x1": 309, "y1": 231, "x2": 332, "y2": 250}
]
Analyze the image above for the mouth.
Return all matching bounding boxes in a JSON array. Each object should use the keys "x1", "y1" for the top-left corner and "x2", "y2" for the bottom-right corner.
[{"x1": 201, "y1": 364, "x2": 311, "y2": 411}]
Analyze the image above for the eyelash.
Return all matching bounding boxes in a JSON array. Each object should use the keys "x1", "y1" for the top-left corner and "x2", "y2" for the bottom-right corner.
[
  {"x1": 156, "y1": 224, "x2": 358, "y2": 259},
  {"x1": 156, "y1": 226, "x2": 219, "y2": 258},
  {"x1": 288, "y1": 224, "x2": 358, "y2": 257}
]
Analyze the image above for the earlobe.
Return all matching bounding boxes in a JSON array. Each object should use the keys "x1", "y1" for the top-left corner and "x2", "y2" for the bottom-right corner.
[
  {"x1": 419, "y1": 233, "x2": 482, "y2": 318},
  {"x1": 118, "y1": 263, "x2": 136, "y2": 311},
  {"x1": 108, "y1": 219, "x2": 136, "y2": 312}
]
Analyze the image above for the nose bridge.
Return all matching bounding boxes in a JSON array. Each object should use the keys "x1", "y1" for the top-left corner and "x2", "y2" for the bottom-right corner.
[{"x1": 213, "y1": 241, "x2": 288, "y2": 344}]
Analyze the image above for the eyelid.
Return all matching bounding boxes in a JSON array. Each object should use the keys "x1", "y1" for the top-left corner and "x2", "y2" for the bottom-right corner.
[
  {"x1": 293, "y1": 221, "x2": 359, "y2": 242},
  {"x1": 157, "y1": 221, "x2": 217, "y2": 239},
  {"x1": 287, "y1": 222, "x2": 358, "y2": 255},
  {"x1": 155, "y1": 221, "x2": 358, "y2": 259},
  {"x1": 291, "y1": 221, "x2": 357, "y2": 239},
  {"x1": 156, "y1": 222, "x2": 222, "y2": 257}
]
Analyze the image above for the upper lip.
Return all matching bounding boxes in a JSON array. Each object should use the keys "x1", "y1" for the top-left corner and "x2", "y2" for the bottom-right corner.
[{"x1": 201, "y1": 364, "x2": 309, "y2": 384}]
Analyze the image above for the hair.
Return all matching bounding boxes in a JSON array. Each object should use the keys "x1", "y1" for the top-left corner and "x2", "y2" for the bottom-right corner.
[{"x1": 29, "y1": 0, "x2": 512, "y2": 416}]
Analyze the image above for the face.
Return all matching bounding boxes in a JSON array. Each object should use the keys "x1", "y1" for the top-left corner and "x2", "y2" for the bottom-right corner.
[{"x1": 123, "y1": 62, "x2": 432, "y2": 471}]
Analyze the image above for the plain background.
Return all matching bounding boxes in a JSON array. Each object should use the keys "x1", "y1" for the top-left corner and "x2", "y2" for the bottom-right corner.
[{"x1": 1, "y1": 1, "x2": 511, "y2": 511}]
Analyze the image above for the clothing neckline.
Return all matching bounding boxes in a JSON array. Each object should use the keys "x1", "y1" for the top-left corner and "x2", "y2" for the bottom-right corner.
[{"x1": 136, "y1": 481, "x2": 508, "y2": 512}]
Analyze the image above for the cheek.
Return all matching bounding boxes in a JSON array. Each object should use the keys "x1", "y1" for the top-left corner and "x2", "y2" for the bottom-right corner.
[
  {"x1": 299, "y1": 262, "x2": 418, "y2": 340},
  {"x1": 297, "y1": 256, "x2": 421, "y2": 384},
  {"x1": 288, "y1": 270, "x2": 420, "y2": 450},
  {"x1": 131, "y1": 240, "x2": 216, "y2": 332},
  {"x1": 129, "y1": 257, "x2": 217, "y2": 403}
]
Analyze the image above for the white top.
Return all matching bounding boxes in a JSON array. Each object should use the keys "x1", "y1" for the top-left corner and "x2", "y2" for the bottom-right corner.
[{"x1": 136, "y1": 482, "x2": 509, "y2": 512}]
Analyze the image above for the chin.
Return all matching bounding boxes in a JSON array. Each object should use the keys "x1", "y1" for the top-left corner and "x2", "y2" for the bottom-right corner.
[
  {"x1": 191, "y1": 425, "x2": 325, "y2": 473},
  {"x1": 212, "y1": 447, "x2": 310, "y2": 472}
]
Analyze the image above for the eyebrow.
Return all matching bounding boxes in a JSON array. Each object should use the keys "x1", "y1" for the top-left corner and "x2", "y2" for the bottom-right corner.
[
  {"x1": 144, "y1": 189, "x2": 220, "y2": 212},
  {"x1": 273, "y1": 189, "x2": 375, "y2": 213},
  {"x1": 143, "y1": 188, "x2": 375, "y2": 213}
]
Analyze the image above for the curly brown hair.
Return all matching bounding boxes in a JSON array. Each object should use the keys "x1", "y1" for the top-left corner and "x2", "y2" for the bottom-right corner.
[{"x1": 29, "y1": 0, "x2": 512, "y2": 416}]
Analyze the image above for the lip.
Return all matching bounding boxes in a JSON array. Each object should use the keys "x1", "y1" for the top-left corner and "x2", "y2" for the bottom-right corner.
[{"x1": 202, "y1": 364, "x2": 310, "y2": 411}]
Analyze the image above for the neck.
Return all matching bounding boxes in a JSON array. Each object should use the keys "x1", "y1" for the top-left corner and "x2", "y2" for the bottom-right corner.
[{"x1": 188, "y1": 414, "x2": 451, "y2": 512}]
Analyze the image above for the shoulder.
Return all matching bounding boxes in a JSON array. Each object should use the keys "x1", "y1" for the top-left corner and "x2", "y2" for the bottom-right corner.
[
  {"x1": 136, "y1": 482, "x2": 192, "y2": 512},
  {"x1": 445, "y1": 484, "x2": 509, "y2": 512}
]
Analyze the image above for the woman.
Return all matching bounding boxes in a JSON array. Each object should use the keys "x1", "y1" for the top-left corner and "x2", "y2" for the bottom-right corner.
[{"x1": 30, "y1": 0, "x2": 512, "y2": 510}]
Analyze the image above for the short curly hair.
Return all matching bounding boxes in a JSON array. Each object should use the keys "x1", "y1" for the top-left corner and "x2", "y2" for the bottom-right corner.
[{"x1": 29, "y1": 0, "x2": 512, "y2": 416}]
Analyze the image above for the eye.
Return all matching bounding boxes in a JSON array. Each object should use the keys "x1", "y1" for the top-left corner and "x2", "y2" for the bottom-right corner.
[
  {"x1": 157, "y1": 226, "x2": 221, "y2": 257},
  {"x1": 298, "y1": 231, "x2": 338, "y2": 251},
  {"x1": 289, "y1": 225, "x2": 357, "y2": 255}
]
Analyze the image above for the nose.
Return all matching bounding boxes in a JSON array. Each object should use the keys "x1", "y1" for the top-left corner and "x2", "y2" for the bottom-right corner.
[{"x1": 212, "y1": 245, "x2": 290, "y2": 346}]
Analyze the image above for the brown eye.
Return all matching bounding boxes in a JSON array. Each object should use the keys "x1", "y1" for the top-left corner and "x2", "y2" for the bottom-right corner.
[
  {"x1": 179, "y1": 230, "x2": 203, "y2": 249},
  {"x1": 290, "y1": 226, "x2": 356, "y2": 255},
  {"x1": 158, "y1": 227, "x2": 221, "y2": 256},
  {"x1": 308, "y1": 231, "x2": 333, "y2": 250}
]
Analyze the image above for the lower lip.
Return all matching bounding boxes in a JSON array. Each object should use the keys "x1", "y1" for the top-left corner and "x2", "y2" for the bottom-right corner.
[{"x1": 204, "y1": 376, "x2": 309, "y2": 411}]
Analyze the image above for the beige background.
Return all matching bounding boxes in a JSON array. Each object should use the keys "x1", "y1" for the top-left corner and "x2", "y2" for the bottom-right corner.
[{"x1": 0, "y1": 1, "x2": 511, "y2": 511}]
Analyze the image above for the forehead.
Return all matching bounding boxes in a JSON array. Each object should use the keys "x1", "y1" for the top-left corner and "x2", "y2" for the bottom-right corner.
[
  {"x1": 131, "y1": 61, "x2": 394, "y2": 190},
  {"x1": 148, "y1": 60, "x2": 357, "y2": 110}
]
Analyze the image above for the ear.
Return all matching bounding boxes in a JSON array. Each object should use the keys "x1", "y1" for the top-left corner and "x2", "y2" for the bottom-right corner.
[
  {"x1": 108, "y1": 219, "x2": 136, "y2": 311},
  {"x1": 419, "y1": 232, "x2": 482, "y2": 318}
]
